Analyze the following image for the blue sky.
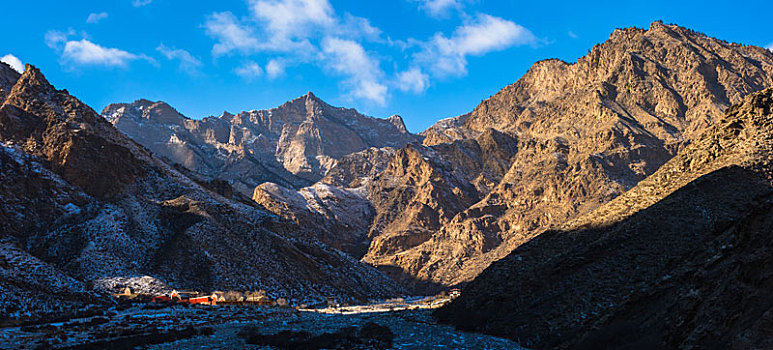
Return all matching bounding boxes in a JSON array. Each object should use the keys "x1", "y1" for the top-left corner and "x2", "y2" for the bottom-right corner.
[{"x1": 2, "y1": 0, "x2": 772, "y2": 132}]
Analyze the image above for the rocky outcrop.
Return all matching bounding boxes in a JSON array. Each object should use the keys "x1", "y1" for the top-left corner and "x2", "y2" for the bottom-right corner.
[
  {"x1": 369, "y1": 21, "x2": 773, "y2": 291},
  {"x1": 361, "y1": 129, "x2": 518, "y2": 289},
  {"x1": 419, "y1": 113, "x2": 474, "y2": 146},
  {"x1": 252, "y1": 182, "x2": 374, "y2": 258},
  {"x1": 252, "y1": 128, "x2": 518, "y2": 289},
  {"x1": 320, "y1": 147, "x2": 396, "y2": 188},
  {"x1": 103, "y1": 93, "x2": 420, "y2": 196},
  {"x1": 0, "y1": 66, "x2": 404, "y2": 323},
  {"x1": 437, "y1": 88, "x2": 773, "y2": 349}
]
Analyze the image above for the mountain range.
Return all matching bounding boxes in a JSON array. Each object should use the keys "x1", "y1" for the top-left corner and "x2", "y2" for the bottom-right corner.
[
  {"x1": 103, "y1": 93, "x2": 417, "y2": 196},
  {"x1": 104, "y1": 21, "x2": 773, "y2": 293}
]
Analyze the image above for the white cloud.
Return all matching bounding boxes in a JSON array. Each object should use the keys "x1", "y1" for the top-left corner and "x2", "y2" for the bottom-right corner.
[
  {"x1": 157, "y1": 44, "x2": 202, "y2": 75},
  {"x1": 266, "y1": 59, "x2": 285, "y2": 79},
  {"x1": 196, "y1": 1, "x2": 538, "y2": 105},
  {"x1": 321, "y1": 37, "x2": 387, "y2": 105},
  {"x1": 568, "y1": 31, "x2": 578, "y2": 39},
  {"x1": 249, "y1": 0, "x2": 335, "y2": 43},
  {"x1": 417, "y1": 14, "x2": 536, "y2": 77},
  {"x1": 132, "y1": 0, "x2": 152, "y2": 7},
  {"x1": 45, "y1": 31, "x2": 153, "y2": 68},
  {"x1": 207, "y1": 0, "x2": 381, "y2": 57},
  {"x1": 396, "y1": 67, "x2": 429, "y2": 94},
  {"x1": 767, "y1": 43, "x2": 773, "y2": 51},
  {"x1": 62, "y1": 40, "x2": 151, "y2": 67},
  {"x1": 1, "y1": 54, "x2": 23, "y2": 73},
  {"x1": 45, "y1": 29, "x2": 73, "y2": 50},
  {"x1": 204, "y1": 12, "x2": 260, "y2": 56},
  {"x1": 411, "y1": 0, "x2": 463, "y2": 18},
  {"x1": 235, "y1": 61, "x2": 263, "y2": 80},
  {"x1": 339, "y1": 14, "x2": 382, "y2": 41},
  {"x1": 86, "y1": 12, "x2": 109, "y2": 24}
]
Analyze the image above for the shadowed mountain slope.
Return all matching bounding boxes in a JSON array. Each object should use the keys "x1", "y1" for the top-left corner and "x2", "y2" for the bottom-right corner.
[{"x1": 437, "y1": 87, "x2": 773, "y2": 349}]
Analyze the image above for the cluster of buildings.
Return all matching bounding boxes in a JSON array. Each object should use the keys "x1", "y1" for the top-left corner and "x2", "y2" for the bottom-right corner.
[{"x1": 113, "y1": 287, "x2": 275, "y2": 306}]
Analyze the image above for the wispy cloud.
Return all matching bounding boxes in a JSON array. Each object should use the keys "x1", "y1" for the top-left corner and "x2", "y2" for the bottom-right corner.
[
  {"x1": 86, "y1": 12, "x2": 109, "y2": 24},
  {"x1": 410, "y1": 0, "x2": 464, "y2": 18},
  {"x1": 568, "y1": 31, "x2": 578, "y2": 39},
  {"x1": 766, "y1": 43, "x2": 773, "y2": 51},
  {"x1": 157, "y1": 44, "x2": 203, "y2": 75},
  {"x1": 235, "y1": 61, "x2": 264, "y2": 80},
  {"x1": 249, "y1": 0, "x2": 335, "y2": 51},
  {"x1": 321, "y1": 37, "x2": 387, "y2": 105},
  {"x1": 265, "y1": 59, "x2": 285, "y2": 79},
  {"x1": 1, "y1": 54, "x2": 23, "y2": 73},
  {"x1": 204, "y1": 12, "x2": 260, "y2": 56},
  {"x1": 45, "y1": 29, "x2": 74, "y2": 50},
  {"x1": 132, "y1": 0, "x2": 152, "y2": 7},
  {"x1": 45, "y1": 30, "x2": 154, "y2": 68},
  {"x1": 396, "y1": 67, "x2": 430, "y2": 94},
  {"x1": 416, "y1": 14, "x2": 536, "y2": 77}
]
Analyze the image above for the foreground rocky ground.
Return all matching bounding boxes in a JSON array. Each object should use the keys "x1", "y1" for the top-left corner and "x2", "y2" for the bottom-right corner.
[{"x1": 0, "y1": 303, "x2": 522, "y2": 349}]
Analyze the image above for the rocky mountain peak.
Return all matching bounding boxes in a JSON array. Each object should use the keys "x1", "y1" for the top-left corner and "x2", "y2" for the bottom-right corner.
[
  {"x1": 103, "y1": 99, "x2": 186, "y2": 125},
  {"x1": 387, "y1": 115, "x2": 408, "y2": 133},
  {"x1": 303, "y1": 91, "x2": 318, "y2": 100},
  {"x1": 143, "y1": 100, "x2": 186, "y2": 124},
  {"x1": 1, "y1": 65, "x2": 149, "y2": 199},
  {"x1": 10, "y1": 64, "x2": 53, "y2": 96}
]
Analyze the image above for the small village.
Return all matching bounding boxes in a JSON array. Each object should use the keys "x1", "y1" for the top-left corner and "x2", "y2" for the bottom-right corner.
[
  {"x1": 111, "y1": 286, "x2": 462, "y2": 312},
  {"x1": 113, "y1": 288, "x2": 282, "y2": 307}
]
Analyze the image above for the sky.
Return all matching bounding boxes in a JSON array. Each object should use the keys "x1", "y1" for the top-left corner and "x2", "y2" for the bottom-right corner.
[{"x1": 1, "y1": 0, "x2": 772, "y2": 133}]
